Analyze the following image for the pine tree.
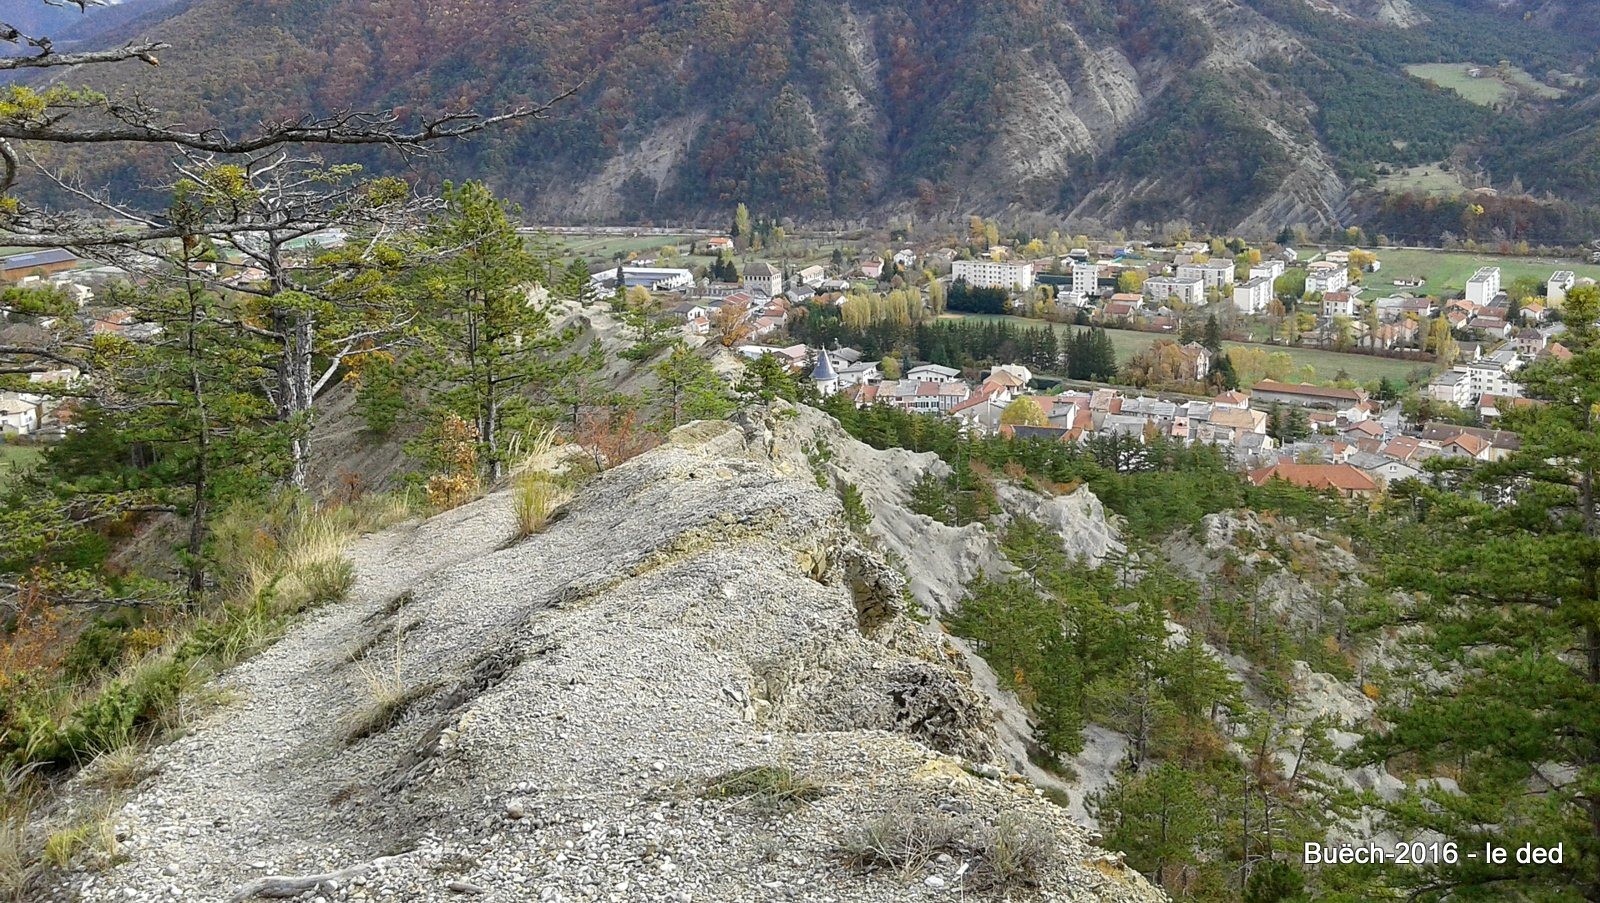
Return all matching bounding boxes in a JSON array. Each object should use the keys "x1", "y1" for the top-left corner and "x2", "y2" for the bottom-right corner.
[
  {"x1": 1212, "y1": 353, "x2": 1240, "y2": 391},
  {"x1": 653, "y1": 345, "x2": 734, "y2": 427},
  {"x1": 4, "y1": 222, "x2": 281, "y2": 609},
  {"x1": 734, "y1": 353, "x2": 798, "y2": 404},
  {"x1": 1203, "y1": 314, "x2": 1224, "y2": 353},
  {"x1": 1359, "y1": 283, "x2": 1600, "y2": 899},
  {"x1": 411, "y1": 182, "x2": 568, "y2": 483}
]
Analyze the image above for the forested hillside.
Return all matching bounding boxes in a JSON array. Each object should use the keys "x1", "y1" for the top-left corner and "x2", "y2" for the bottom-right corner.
[{"x1": 30, "y1": 0, "x2": 1599, "y2": 236}]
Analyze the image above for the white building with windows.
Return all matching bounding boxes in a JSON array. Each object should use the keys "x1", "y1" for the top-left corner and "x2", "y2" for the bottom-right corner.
[
  {"x1": 1549, "y1": 270, "x2": 1576, "y2": 305},
  {"x1": 1426, "y1": 370, "x2": 1471, "y2": 407},
  {"x1": 0, "y1": 393, "x2": 39, "y2": 435},
  {"x1": 951, "y1": 259, "x2": 1035, "y2": 290},
  {"x1": 1306, "y1": 261, "x2": 1349, "y2": 295},
  {"x1": 742, "y1": 261, "x2": 783, "y2": 297},
  {"x1": 1249, "y1": 260, "x2": 1285, "y2": 282},
  {"x1": 1071, "y1": 261, "x2": 1100, "y2": 297},
  {"x1": 905, "y1": 363, "x2": 962, "y2": 383},
  {"x1": 1431, "y1": 346, "x2": 1523, "y2": 404},
  {"x1": 1176, "y1": 259, "x2": 1236, "y2": 290},
  {"x1": 1233, "y1": 276, "x2": 1273, "y2": 314},
  {"x1": 1321, "y1": 293, "x2": 1358, "y2": 318},
  {"x1": 1144, "y1": 275, "x2": 1205, "y2": 307},
  {"x1": 590, "y1": 266, "x2": 694, "y2": 293},
  {"x1": 1465, "y1": 266, "x2": 1501, "y2": 305}
]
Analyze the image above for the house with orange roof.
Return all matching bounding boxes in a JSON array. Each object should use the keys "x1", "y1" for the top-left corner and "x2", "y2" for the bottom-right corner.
[{"x1": 1247, "y1": 463, "x2": 1378, "y2": 499}]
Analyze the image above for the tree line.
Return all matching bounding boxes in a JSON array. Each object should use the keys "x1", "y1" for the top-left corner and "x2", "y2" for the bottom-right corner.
[{"x1": 789, "y1": 307, "x2": 1120, "y2": 381}]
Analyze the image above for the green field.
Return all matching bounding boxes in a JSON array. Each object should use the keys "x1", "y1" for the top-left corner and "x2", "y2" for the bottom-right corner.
[
  {"x1": 1374, "y1": 248, "x2": 1600, "y2": 296},
  {"x1": 1501, "y1": 67, "x2": 1565, "y2": 100},
  {"x1": 541, "y1": 232, "x2": 702, "y2": 263},
  {"x1": 1405, "y1": 63, "x2": 1563, "y2": 107},
  {"x1": 1375, "y1": 164, "x2": 1470, "y2": 196},
  {"x1": 943, "y1": 314, "x2": 1434, "y2": 386},
  {"x1": 1406, "y1": 63, "x2": 1514, "y2": 106},
  {"x1": 0, "y1": 444, "x2": 42, "y2": 488}
]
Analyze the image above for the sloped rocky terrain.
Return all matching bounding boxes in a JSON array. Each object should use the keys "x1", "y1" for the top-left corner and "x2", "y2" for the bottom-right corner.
[
  {"x1": 27, "y1": 0, "x2": 1593, "y2": 232},
  {"x1": 43, "y1": 411, "x2": 1163, "y2": 902}
]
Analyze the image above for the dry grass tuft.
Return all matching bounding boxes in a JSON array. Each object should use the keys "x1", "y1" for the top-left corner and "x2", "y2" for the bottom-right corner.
[
  {"x1": 509, "y1": 428, "x2": 574, "y2": 540},
  {"x1": 84, "y1": 744, "x2": 150, "y2": 794},
  {"x1": 703, "y1": 765, "x2": 827, "y2": 812},
  {"x1": 837, "y1": 806, "x2": 1056, "y2": 892},
  {"x1": 512, "y1": 474, "x2": 571, "y2": 539},
  {"x1": 40, "y1": 802, "x2": 119, "y2": 871},
  {"x1": 342, "y1": 640, "x2": 433, "y2": 745},
  {"x1": 838, "y1": 804, "x2": 960, "y2": 873},
  {"x1": 968, "y1": 813, "x2": 1055, "y2": 891}
]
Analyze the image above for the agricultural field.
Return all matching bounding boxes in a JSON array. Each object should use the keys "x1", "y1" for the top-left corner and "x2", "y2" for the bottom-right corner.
[
  {"x1": 1406, "y1": 63, "x2": 1513, "y2": 106},
  {"x1": 540, "y1": 232, "x2": 704, "y2": 265},
  {"x1": 1405, "y1": 62, "x2": 1564, "y2": 107},
  {"x1": 1375, "y1": 163, "x2": 1470, "y2": 196},
  {"x1": 943, "y1": 313, "x2": 1434, "y2": 387},
  {"x1": 1374, "y1": 248, "x2": 1600, "y2": 296}
]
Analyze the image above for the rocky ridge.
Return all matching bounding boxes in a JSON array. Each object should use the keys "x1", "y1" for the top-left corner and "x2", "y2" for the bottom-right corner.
[{"x1": 46, "y1": 409, "x2": 1164, "y2": 903}]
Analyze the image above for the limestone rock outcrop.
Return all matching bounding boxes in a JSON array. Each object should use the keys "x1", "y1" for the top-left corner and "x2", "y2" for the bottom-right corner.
[{"x1": 48, "y1": 412, "x2": 1164, "y2": 903}]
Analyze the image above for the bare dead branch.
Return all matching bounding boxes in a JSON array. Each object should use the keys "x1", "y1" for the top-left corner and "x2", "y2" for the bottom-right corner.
[
  {"x1": 0, "y1": 101, "x2": 568, "y2": 155},
  {"x1": 0, "y1": 39, "x2": 168, "y2": 71}
]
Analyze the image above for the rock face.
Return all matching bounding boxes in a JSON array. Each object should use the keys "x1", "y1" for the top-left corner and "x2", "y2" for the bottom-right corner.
[
  {"x1": 50, "y1": 413, "x2": 1163, "y2": 902},
  {"x1": 715, "y1": 405, "x2": 1126, "y2": 810},
  {"x1": 63, "y1": 0, "x2": 1570, "y2": 234}
]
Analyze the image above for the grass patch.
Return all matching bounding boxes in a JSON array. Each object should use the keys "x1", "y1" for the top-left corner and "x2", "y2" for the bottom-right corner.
[
  {"x1": 838, "y1": 805, "x2": 961, "y2": 873},
  {"x1": 39, "y1": 801, "x2": 119, "y2": 871},
  {"x1": 0, "y1": 445, "x2": 41, "y2": 490},
  {"x1": 702, "y1": 765, "x2": 827, "y2": 812},
  {"x1": 1375, "y1": 248, "x2": 1600, "y2": 296},
  {"x1": 943, "y1": 313, "x2": 1430, "y2": 385},
  {"x1": 837, "y1": 804, "x2": 1057, "y2": 893},
  {"x1": 509, "y1": 428, "x2": 573, "y2": 540},
  {"x1": 341, "y1": 642, "x2": 434, "y2": 745},
  {"x1": 1405, "y1": 63, "x2": 1513, "y2": 106},
  {"x1": 1376, "y1": 163, "x2": 1469, "y2": 196}
]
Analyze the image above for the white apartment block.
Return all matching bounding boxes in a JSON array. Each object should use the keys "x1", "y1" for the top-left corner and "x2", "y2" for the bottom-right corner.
[
  {"x1": 1233, "y1": 276, "x2": 1273, "y2": 314},
  {"x1": 1465, "y1": 266, "x2": 1501, "y2": 305},
  {"x1": 1145, "y1": 275, "x2": 1205, "y2": 308},
  {"x1": 1176, "y1": 260, "x2": 1236, "y2": 290},
  {"x1": 1249, "y1": 260, "x2": 1285, "y2": 282},
  {"x1": 1071, "y1": 262, "x2": 1100, "y2": 297},
  {"x1": 1426, "y1": 370, "x2": 1471, "y2": 407},
  {"x1": 952, "y1": 258, "x2": 1034, "y2": 290},
  {"x1": 1447, "y1": 347, "x2": 1524, "y2": 401},
  {"x1": 1549, "y1": 270, "x2": 1575, "y2": 305},
  {"x1": 1306, "y1": 262, "x2": 1349, "y2": 295}
]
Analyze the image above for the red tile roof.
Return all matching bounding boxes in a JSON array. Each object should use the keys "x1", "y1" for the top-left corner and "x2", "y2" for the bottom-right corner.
[{"x1": 1247, "y1": 463, "x2": 1378, "y2": 493}]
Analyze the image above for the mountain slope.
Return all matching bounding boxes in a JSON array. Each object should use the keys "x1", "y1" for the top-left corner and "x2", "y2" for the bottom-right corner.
[
  {"x1": 44, "y1": 414, "x2": 1163, "y2": 902},
  {"x1": 32, "y1": 0, "x2": 1600, "y2": 232}
]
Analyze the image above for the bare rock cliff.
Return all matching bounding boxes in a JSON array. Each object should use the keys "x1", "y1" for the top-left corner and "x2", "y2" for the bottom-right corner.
[{"x1": 47, "y1": 411, "x2": 1163, "y2": 903}]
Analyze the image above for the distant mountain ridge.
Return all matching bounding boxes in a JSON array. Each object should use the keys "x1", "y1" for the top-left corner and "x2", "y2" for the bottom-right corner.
[{"x1": 23, "y1": 0, "x2": 1600, "y2": 235}]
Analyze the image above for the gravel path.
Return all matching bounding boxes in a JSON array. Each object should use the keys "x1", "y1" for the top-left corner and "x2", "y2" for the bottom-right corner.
[{"x1": 48, "y1": 414, "x2": 1164, "y2": 903}]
